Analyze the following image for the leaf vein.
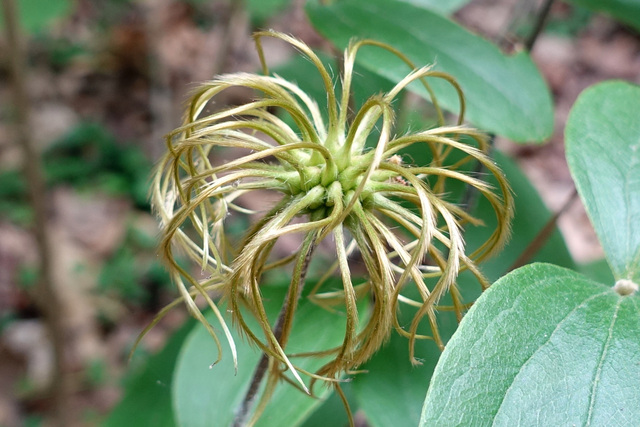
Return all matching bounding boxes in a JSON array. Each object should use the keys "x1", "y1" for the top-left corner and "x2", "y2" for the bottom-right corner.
[
  {"x1": 491, "y1": 289, "x2": 611, "y2": 425},
  {"x1": 585, "y1": 297, "x2": 623, "y2": 425}
]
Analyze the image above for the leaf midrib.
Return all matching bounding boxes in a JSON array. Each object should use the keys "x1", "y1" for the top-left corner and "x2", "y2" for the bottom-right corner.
[
  {"x1": 490, "y1": 289, "x2": 612, "y2": 425},
  {"x1": 585, "y1": 297, "x2": 622, "y2": 425}
]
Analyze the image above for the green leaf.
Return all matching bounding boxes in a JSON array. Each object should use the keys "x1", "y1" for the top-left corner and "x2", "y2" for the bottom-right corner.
[
  {"x1": 352, "y1": 330, "x2": 444, "y2": 427},
  {"x1": 565, "y1": 81, "x2": 640, "y2": 283},
  {"x1": 567, "y1": 0, "x2": 640, "y2": 32},
  {"x1": 306, "y1": 0, "x2": 553, "y2": 142},
  {"x1": 0, "y1": 0, "x2": 71, "y2": 34},
  {"x1": 104, "y1": 318, "x2": 194, "y2": 427},
  {"x1": 421, "y1": 263, "x2": 640, "y2": 426},
  {"x1": 173, "y1": 285, "x2": 366, "y2": 427},
  {"x1": 395, "y1": 0, "x2": 471, "y2": 15},
  {"x1": 301, "y1": 383, "x2": 356, "y2": 427}
]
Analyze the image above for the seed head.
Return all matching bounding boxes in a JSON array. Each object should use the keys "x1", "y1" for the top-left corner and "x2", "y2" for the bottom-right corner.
[{"x1": 147, "y1": 30, "x2": 513, "y2": 419}]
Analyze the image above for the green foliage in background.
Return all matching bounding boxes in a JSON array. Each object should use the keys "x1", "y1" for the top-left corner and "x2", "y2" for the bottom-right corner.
[
  {"x1": 567, "y1": 0, "x2": 640, "y2": 32},
  {"x1": 44, "y1": 123, "x2": 152, "y2": 209},
  {"x1": 99, "y1": 223, "x2": 172, "y2": 307},
  {"x1": 0, "y1": 123, "x2": 152, "y2": 226},
  {"x1": 0, "y1": 0, "x2": 71, "y2": 34},
  {"x1": 0, "y1": 169, "x2": 31, "y2": 225}
]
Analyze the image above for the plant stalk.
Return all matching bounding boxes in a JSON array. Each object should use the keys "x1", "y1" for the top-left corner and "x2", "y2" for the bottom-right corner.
[
  {"x1": 508, "y1": 188, "x2": 578, "y2": 272},
  {"x1": 525, "y1": 0, "x2": 557, "y2": 52},
  {"x1": 1, "y1": 0, "x2": 72, "y2": 425},
  {"x1": 232, "y1": 237, "x2": 317, "y2": 427}
]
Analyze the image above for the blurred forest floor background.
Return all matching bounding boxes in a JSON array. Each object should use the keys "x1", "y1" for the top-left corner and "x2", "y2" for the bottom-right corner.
[{"x1": 1, "y1": 0, "x2": 638, "y2": 425}]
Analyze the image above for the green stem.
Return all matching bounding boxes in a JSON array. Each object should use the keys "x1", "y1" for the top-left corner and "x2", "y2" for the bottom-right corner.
[{"x1": 232, "y1": 235, "x2": 317, "y2": 426}]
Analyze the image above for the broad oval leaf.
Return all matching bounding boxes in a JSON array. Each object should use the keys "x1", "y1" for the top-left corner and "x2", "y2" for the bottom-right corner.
[
  {"x1": 566, "y1": 81, "x2": 640, "y2": 283},
  {"x1": 306, "y1": 0, "x2": 553, "y2": 142},
  {"x1": 421, "y1": 263, "x2": 640, "y2": 426},
  {"x1": 567, "y1": 0, "x2": 640, "y2": 32},
  {"x1": 173, "y1": 285, "x2": 363, "y2": 427}
]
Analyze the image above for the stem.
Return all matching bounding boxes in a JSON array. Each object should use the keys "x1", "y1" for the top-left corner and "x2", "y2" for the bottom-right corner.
[
  {"x1": 233, "y1": 353, "x2": 269, "y2": 427},
  {"x1": 232, "y1": 237, "x2": 317, "y2": 427},
  {"x1": 2, "y1": 0, "x2": 72, "y2": 425},
  {"x1": 508, "y1": 188, "x2": 578, "y2": 272},
  {"x1": 525, "y1": 0, "x2": 556, "y2": 52}
]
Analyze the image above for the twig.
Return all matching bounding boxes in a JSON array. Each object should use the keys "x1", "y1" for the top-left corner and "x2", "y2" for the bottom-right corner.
[
  {"x1": 508, "y1": 188, "x2": 578, "y2": 272},
  {"x1": 233, "y1": 350, "x2": 269, "y2": 427},
  {"x1": 525, "y1": 0, "x2": 557, "y2": 52},
  {"x1": 1, "y1": 0, "x2": 72, "y2": 425},
  {"x1": 232, "y1": 237, "x2": 317, "y2": 427}
]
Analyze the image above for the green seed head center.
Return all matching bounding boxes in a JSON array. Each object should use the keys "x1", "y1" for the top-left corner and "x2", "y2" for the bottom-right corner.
[{"x1": 282, "y1": 146, "x2": 381, "y2": 213}]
